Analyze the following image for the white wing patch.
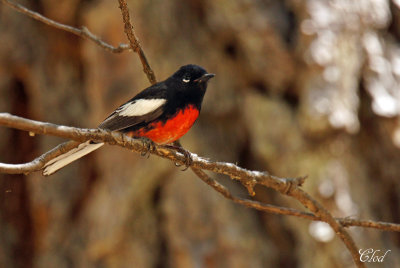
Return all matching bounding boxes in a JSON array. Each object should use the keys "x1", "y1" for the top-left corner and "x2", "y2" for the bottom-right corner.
[{"x1": 117, "y1": 99, "x2": 166, "y2": 117}]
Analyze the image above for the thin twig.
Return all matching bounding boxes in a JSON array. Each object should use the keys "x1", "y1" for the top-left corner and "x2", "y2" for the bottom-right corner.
[
  {"x1": 1, "y1": 0, "x2": 130, "y2": 53},
  {"x1": 291, "y1": 187, "x2": 362, "y2": 266},
  {"x1": 190, "y1": 169, "x2": 400, "y2": 232},
  {"x1": 117, "y1": 0, "x2": 157, "y2": 84}
]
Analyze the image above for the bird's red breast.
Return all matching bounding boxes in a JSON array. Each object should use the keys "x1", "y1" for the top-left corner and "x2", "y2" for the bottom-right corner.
[{"x1": 127, "y1": 105, "x2": 200, "y2": 144}]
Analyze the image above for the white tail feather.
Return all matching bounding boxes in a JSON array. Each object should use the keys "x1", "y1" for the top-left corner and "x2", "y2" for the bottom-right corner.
[{"x1": 43, "y1": 141, "x2": 104, "y2": 176}]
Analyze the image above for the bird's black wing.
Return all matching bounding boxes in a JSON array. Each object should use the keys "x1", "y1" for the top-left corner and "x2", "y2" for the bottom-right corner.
[{"x1": 98, "y1": 82, "x2": 168, "y2": 131}]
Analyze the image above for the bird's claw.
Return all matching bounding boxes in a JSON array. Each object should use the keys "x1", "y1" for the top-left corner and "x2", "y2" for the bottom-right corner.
[
  {"x1": 164, "y1": 145, "x2": 193, "y2": 171},
  {"x1": 178, "y1": 148, "x2": 192, "y2": 171},
  {"x1": 140, "y1": 138, "x2": 155, "y2": 158}
]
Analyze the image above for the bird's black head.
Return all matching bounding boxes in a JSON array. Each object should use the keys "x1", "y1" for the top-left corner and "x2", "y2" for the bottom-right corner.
[
  {"x1": 167, "y1": 64, "x2": 214, "y2": 110},
  {"x1": 171, "y1": 64, "x2": 215, "y2": 90}
]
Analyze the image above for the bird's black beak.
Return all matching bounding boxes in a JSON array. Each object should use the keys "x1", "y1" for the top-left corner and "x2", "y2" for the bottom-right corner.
[{"x1": 195, "y1": 73, "x2": 215, "y2": 83}]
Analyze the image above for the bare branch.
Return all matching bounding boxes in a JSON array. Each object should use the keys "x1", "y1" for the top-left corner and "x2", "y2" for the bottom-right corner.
[
  {"x1": 0, "y1": 114, "x2": 398, "y2": 233},
  {"x1": 1, "y1": 0, "x2": 130, "y2": 53},
  {"x1": 117, "y1": 0, "x2": 157, "y2": 84},
  {"x1": 0, "y1": 141, "x2": 79, "y2": 174},
  {"x1": 191, "y1": 163, "x2": 364, "y2": 266},
  {"x1": 339, "y1": 218, "x2": 400, "y2": 232},
  {"x1": 2, "y1": 113, "x2": 400, "y2": 266},
  {"x1": 190, "y1": 168, "x2": 400, "y2": 232}
]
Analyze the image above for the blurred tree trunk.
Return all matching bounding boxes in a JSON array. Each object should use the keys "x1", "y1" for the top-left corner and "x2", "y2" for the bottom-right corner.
[{"x1": 1, "y1": 0, "x2": 400, "y2": 267}]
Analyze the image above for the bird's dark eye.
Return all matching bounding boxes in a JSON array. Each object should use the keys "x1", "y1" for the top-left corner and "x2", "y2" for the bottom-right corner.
[{"x1": 182, "y1": 74, "x2": 190, "y2": 83}]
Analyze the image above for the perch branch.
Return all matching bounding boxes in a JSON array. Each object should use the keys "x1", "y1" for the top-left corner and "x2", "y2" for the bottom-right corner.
[
  {"x1": 1, "y1": 0, "x2": 130, "y2": 53},
  {"x1": 0, "y1": 115, "x2": 398, "y2": 233},
  {"x1": 3, "y1": 114, "x2": 400, "y2": 266}
]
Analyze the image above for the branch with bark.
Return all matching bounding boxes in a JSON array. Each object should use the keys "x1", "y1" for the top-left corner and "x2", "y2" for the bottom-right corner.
[
  {"x1": 1, "y1": 0, "x2": 130, "y2": 53},
  {"x1": 117, "y1": 0, "x2": 157, "y2": 84},
  {"x1": 1, "y1": 112, "x2": 400, "y2": 234},
  {"x1": 1, "y1": 113, "x2": 399, "y2": 232},
  {"x1": 1, "y1": 113, "x2": 399, "y2": 268}
]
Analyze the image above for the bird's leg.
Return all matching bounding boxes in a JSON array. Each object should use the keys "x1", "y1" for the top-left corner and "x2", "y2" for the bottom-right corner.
[
  {"x1": 163, "y1": 141, "x2": 193, "y2": 171},
  {"x1": 140, "y1": 137, "x2": 156, "y2": 158},
  {"x1": 172, "y1": 140, "x2": 193, "y2": 171}
]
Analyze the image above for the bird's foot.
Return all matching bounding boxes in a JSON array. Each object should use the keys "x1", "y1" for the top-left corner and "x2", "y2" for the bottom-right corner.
[
  {"x1": 163, "y1": 144, "x2": 193, "y2": 171},
  {"x1": 140, "y1": 138, "x2": 156, "y2": 158}
]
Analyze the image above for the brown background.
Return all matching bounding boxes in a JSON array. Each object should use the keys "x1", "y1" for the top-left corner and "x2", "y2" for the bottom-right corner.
[{"x1": 1, "y1": 0, "x2": 400, "y2": 267}]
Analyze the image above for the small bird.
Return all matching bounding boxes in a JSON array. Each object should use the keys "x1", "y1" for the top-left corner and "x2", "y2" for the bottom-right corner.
[{"x1": 43, "y1": 64, "x2": 214, "y2": 175}]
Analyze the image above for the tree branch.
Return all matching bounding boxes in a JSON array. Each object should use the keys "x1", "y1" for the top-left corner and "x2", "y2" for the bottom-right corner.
[
  {"x1": 0, "y1": 140, "x2": 79, "y2": 174},
  {"x1": 1, "y1": 0, "x2": 130, "y2": 53},
  {"x1": 2, "y1": 113, "x2": 400, "y2": 266},
  {"x1": 0, "y1": 113, "x2": 399, "y2": 233},
  {"x1": 190, "y1": 168, "x2": 400, "y2": 232},
  {"x1": 117, "y1": 0, "x2": 157, "y2": 84},
  {"x1": 189, "y1": 155, "x2": 364, "y2": 266},
  {"x1": 0, "y1": 134, "x2": 398, "y2": 234}
]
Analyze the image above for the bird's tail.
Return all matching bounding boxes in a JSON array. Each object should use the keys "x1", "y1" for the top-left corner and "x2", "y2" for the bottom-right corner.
[{"x1": 43, "y1": 141, "x2": 104, "y2": 176}]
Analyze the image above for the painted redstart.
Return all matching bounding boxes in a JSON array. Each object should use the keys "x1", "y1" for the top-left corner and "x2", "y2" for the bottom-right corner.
[{"x1": 43, "y1": 64, "x2": 214, "y2": 175}]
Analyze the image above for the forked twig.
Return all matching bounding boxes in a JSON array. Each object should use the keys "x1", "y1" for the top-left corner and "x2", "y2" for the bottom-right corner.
[{"x1": 1, "y1": 0, "x2": 130, "y2": 53}]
